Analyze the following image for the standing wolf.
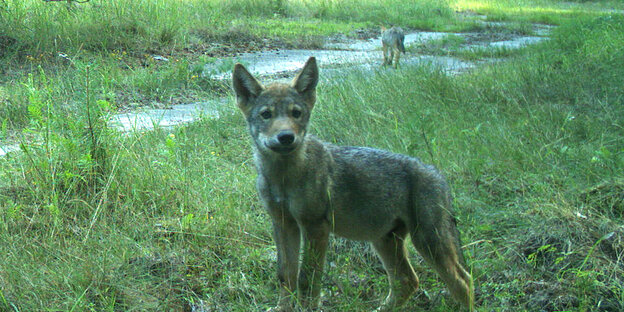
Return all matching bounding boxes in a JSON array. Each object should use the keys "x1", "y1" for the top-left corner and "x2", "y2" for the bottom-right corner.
[
  {"x1": 381, "y1": 26, "x2": 406, "y2": 68},
  {"x1": 232, "y1": 57, "x2": 474, "y2": 311}
]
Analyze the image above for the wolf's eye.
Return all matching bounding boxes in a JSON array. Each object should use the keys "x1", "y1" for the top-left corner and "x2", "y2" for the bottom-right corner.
[
  {"x1": 292, "y1": 109, "x2": 302, "y2": 118},
  {"x1": 260, "y1": 110, "x2": 272, "y2": 119}
]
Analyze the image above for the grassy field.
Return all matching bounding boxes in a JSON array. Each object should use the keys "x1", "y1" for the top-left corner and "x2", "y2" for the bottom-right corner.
[{"x1": 1, "y1": 0, "x2": 623, "y2": 311}]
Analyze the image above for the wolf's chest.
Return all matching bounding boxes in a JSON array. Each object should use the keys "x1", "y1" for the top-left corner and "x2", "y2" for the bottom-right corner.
[{"x1": 257, "y1": 171, "x2": 330, "y2": 219}]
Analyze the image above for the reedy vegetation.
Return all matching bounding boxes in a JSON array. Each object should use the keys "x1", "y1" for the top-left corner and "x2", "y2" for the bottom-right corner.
[{"x1": 0, "y1": 0, "x2": 623, "y2": 311}]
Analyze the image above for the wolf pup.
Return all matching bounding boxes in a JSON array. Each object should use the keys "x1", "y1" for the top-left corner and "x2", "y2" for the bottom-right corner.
[
  {"x1": 381, "y1": 26, "x2": 406, "y2": 68},
  {"x1": 232, "y1": 57, "x2": 474, "y2": 312}
]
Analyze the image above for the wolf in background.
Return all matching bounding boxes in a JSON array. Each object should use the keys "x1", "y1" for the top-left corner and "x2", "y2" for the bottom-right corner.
[
  {"x1": 381, "y1": 26, "x2": 406, "y2": 68},
  {"x1": 232, "y1": 57, "x2": 474, "y2": 311}
]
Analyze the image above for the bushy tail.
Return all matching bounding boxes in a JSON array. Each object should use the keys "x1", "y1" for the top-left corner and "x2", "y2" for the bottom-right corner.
[
  {"x1": 398, "y1": 35, "x2": 406, "y2": 54},
  {"x1": 397, "y1": 30, "x2": 405, "y2": 54}
]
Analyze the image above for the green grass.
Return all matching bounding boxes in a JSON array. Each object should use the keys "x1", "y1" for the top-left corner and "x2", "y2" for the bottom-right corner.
[
  {"x1": 0, "y1": 0, "x2": 452, "y2": 57},
  {"x1": 450, "y1": 0, "x2": 620, "y2": 24},
  {"x1": 1, "y1": 0, "x2": 624, "y2": 311},
  {"x1": 319, "y1": 14, "x2": 624, "y2": 310},
  {"x1": 0, "y1": 0, "x2": 456, "y2": 134}
]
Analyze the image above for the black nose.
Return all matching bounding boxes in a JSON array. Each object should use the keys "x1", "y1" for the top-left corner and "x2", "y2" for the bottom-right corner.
[{"x1": 277, "y1": 131, "x2": 295, "y2": 145}]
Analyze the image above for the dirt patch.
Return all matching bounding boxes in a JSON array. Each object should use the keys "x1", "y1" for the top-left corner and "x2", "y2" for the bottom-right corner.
[
  {"x1": 350, "y1": 27, "x2": 381, "y2": 40},
  {"x1": 462, "y1": 31, "x2": 517, "y2": 45},
  {"x1": 185, "y1": 25, "x2": 365, "y2": 58},
  {"x1": 189, "y1": 27, "x2": 285, "y2": 57},
  {"x1": 325, "y1": 27, "x2": 380, "y2": 44}
]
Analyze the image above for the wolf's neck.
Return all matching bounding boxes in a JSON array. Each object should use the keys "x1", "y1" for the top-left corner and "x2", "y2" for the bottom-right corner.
[{"x1": 254, "y1": 144, "x2": 308, "y2": 179}]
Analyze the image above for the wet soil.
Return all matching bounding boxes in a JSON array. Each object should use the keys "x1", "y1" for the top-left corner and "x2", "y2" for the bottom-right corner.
[
  {"x1": 1, "y1": 22, "x2": 552, "y2": 155},
  {"x1": 108, "y1": 23, "x2": 551, "y2": 133}
]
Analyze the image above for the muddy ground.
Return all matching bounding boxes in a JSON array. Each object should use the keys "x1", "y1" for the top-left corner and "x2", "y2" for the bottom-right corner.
[
  {"x1": 1, "y1": 21, "x2": 551, "y2": 155},
  {"x1": 109, "y1": 22, "x2": 551, "y2": 133}
]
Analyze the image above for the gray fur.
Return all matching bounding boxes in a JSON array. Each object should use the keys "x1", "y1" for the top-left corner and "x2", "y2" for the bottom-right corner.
[
  {"x1": 233, "y1": 57, "x2": 474, "y2": 311},
  {"x1": 382, "y1": 26, "x2": 406, "y2": 68}
]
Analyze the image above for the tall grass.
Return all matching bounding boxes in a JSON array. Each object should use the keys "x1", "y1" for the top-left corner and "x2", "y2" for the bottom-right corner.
[
  {"x1": 1, "y1": 10, "x2": 623, "y2": 310},
  {"x1": 0, "y1": 0, "x2": 457, "y2": 134},
  {"x1": 450, "y1": 0, "x2": 615, "y2": 24},
  {"x1": 317, "y1": 13, "x2": 623, "y2": 310},
  {"x1": 0, "y1": 0, "x2": 453, "y2": 57}
]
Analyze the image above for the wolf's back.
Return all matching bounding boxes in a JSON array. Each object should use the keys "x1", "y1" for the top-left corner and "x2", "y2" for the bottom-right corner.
[{"x1": 382, "y1": 27, "x2": 406, "y2": 54}]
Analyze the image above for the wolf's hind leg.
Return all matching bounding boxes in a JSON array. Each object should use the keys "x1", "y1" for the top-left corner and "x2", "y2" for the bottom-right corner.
[
  {"x1": 393, "y1": 48, "x2": 401, "y2": 68},
  {"x1": 410, "y1": 221, "x2": 474, "y2": 310},
  {"x1": 372, "y1": 225, "x2": 419, "y2": 311},
  {"x1": 382, "y1": 45, "x2": 390, "y2": 66}
]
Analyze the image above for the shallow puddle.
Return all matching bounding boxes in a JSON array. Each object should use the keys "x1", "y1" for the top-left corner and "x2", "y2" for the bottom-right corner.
[
  {"x1": 2, "y1": 25, "x2": 551, "y2": 153},
  {"x1": 464, "y1": 36, "x2": 546, "y2": 50},
  {"x1": 108, "y1": 30, "x2": 547, "y2": 132},
  {"x1": 109, "y1": 99, "x2": 226, "y2": 132},
  {"x1": 325, "y1": 32, "x2": 450, "y2": 51},
  {"x1": 0, "y1": 144, "x2": 19, "y2": 157}
]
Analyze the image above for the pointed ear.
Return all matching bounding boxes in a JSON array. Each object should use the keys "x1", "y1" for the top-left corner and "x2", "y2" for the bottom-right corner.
[
  {"x1": 292, "y1": 57, "x2": 319, "y2": 110},
  {"x1": 232, "y1": 63, "x2": 263, "y2": 115}
]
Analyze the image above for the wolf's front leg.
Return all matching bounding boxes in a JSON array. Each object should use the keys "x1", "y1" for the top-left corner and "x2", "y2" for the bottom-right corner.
[
  {"x1": 268, "y1": 211, "x2": 301, "y2": 312},
  {"x1": 298, "y1": 221, "x2": 330, "y2": 310}
]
